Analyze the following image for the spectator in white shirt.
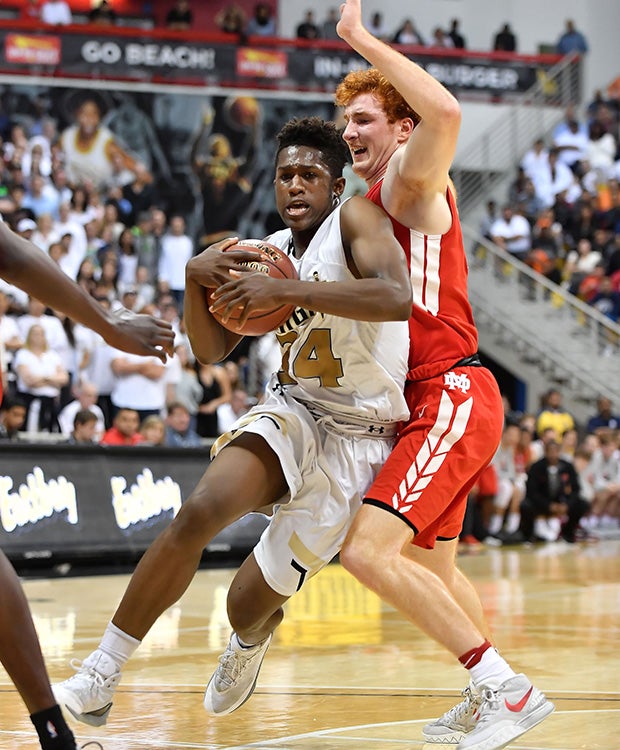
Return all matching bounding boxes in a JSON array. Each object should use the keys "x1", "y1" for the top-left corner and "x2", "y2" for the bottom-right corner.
[
  {"x1": 158, "y1": 214, "x2": 193, "y2": 314},
  {"x1": 57, "y1": 380, "x2": 105, "y2": 439},
  {"x1": 41, "y1": 0, "x2": 73, "y2": 25},
  {"x1": 53, "y1": 202, "x2": 87, "y2": 279},
  {"x1": 110, "y1": 349, "x2": 168, "y2": 422},
  {"x1": 17, "y1": 297, "x2": 66, "y2": 351},
  {"x1": 553, "y1": 119, "x2": 589, "y2": 171},
  {"x1": 521, "y1": 138, "x2": 549, "y2": 185},
  {"x1": 14, "y1": 323, "x2": 68, "y2": 432},
  {"x1": 490, "y1": 204, "x2": 532, "y2": 262},
  {"x1": 531, "y1": 147, "x2": 580, "y2": 208},
  {"x1": 216, "y1": 388, "x2": 252, "y2": 434},
  {"x1": 0, "y1": 290, "x2": 22, "y2": 391}
]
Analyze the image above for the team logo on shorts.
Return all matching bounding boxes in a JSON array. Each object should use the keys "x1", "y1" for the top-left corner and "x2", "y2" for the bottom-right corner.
[
  {"x1": 391, "y1": 391, "x2": 473, "y2": 514},
  {"x1": 444, "y1": 370, "x2": 471, "y2": 394}
]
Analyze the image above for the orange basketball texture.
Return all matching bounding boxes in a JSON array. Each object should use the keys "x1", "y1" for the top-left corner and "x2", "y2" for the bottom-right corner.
[{"x1": 208, "y1": 240, "x2": 297, "y2": 336}]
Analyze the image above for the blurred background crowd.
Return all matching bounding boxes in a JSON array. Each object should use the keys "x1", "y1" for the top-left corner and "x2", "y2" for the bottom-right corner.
[{"x1": 0, "y1": 1, "x2": 618, "y2": 546}]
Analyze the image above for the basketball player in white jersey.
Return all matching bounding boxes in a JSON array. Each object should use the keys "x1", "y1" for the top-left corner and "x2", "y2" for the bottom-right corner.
[
  {"x1": 60, "y1": 95, "x2": 150, "y2": 191},
  {"x1": 52, "y1": 117, "x2": 413, "y2": 724}
]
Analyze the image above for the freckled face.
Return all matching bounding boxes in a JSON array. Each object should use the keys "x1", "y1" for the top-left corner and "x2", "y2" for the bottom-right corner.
[
  {"x1": 341, "y1": 93, "x2": 401, "y2": 185},
  {"x1": 274, "y1": 146, "x2": 335, "y2": 233}
]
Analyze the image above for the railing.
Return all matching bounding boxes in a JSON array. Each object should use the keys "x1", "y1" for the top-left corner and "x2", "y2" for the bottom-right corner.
[
  {"x1": 464, "y1": 225, "x2": 620, "y2": 410},
  {"x1": 453, "y1": 53, "x2": 581, "y2": 217}
]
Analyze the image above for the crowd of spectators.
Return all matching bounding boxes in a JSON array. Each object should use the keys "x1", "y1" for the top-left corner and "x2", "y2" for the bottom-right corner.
[
  {"x1": 10, "y1": 2, "x2": 590, "y2": 58},
  {"x1": 460, "y1": 390, "x2": 620, "y2": 548},
  {"x1": 482, "y1": 91, "x2": 620, "y2": 324},
  {"x1": 0, "y1": 89, "x2": 271, "y2": 445}
]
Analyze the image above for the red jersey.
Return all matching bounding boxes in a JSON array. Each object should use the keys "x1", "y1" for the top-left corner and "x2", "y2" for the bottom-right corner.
[{"x1": 366, "y1": 181, "x2": 478, "y2": 381}]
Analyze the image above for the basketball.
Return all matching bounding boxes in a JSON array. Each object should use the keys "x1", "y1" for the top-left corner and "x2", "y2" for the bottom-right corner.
[
  {"x1": 224, "y1": 96, "x2": 261, "y2": 130},
  {"x1": 208, "y1": 239, "x2": 297, "y2": 336}
]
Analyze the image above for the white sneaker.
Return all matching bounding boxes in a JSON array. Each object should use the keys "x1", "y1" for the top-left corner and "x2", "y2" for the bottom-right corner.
[
  {"x1": 423, "y1": 682, "x2": 480, "y2": 743},
  {"x1": 204, "y1": 632, "x2": 271, "y2": 715},
  {"x1": 53, "y1": 650, "x2": 121, "y2": 727},
  {"x1": 534, "y1": 517, "x2": 560, "y2": 542},
  {"x1": 457, "y1": 673, "x2": 554, "y2": 750}
]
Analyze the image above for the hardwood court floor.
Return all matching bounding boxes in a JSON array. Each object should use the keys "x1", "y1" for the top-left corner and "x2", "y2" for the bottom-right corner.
[{"x1": 1, "y1": 539, "x2": 619, "y2": 749}]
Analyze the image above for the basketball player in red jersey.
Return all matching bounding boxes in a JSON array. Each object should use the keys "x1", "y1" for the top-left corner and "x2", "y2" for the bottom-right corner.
[
  {"x1": 0, "y1": 216, "x2": 174, "y2": 750},
  {"x1": 334, "y1": 3, "x2": 554, "y2": 750}
]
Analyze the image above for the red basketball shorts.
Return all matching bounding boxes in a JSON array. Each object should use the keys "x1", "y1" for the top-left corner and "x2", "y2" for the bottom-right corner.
[{"x1": 364, "y1": 365, "x2": 504, "y2": 549}]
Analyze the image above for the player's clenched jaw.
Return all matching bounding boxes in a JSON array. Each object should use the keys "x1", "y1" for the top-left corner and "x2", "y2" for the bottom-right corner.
[
  {"x1": 274, "y1": 145, "x2": 340, "y2": 234},
  {"x1": 342, "y1": 93, "x2": 405, "y2": 186}
]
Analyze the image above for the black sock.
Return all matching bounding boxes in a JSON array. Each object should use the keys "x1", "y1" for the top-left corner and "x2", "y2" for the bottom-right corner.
[{"x1": 30, "y1": 705, "x2": 76, "y2": 750}]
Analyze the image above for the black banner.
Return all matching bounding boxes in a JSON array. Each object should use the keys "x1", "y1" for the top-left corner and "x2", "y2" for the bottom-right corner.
[
  {"x1": 0, "y1": 26, "x2": 579, "y2": 100},
  {"x1": 0, "y1": 444, "x2": 268, "y2": 564}
]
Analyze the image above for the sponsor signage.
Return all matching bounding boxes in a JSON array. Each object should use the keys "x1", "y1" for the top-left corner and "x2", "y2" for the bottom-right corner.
[
  {"x1": 0, "y1": 445, "x2": 268, "y2": 563},
  {"x1": 0, "y1": 28, "x2": 578, "y2": 100}
]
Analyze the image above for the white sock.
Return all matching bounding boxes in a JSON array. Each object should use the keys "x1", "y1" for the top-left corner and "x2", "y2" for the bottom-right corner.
[
  {"x1": 505, "y1": 513, "x2": 520, "y2": 533},
  {"x1": 98, "y1": 621, "x2": 141, "y2": 667},
  {"x1": 469, "y1": 647, "x2": 516, "y2": 690},
  {"x1": 488, "y1": 514, "x2": 504, "y2": 535}
]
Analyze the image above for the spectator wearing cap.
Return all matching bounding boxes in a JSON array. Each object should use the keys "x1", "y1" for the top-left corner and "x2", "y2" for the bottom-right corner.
[
  {"x1": 120, "y1": 286, "x2": 139, "y2": 312},
  {"x1": 16, "y1": 217, "x2": 37, "y2": 238}
]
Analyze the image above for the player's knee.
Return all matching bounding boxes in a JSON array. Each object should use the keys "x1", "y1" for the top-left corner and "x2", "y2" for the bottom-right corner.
[
  {"x1": 227, "y1": 587, "x2": 283, "y2": 635},
  {"x1": 339, "y1": 533, "x2": 374, "y2": 583},
  {"x1": 167, "y1": 490, "x2": 228, "y2": 547}
]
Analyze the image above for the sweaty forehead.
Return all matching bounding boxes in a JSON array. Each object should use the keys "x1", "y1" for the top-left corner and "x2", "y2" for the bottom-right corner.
[
  {"x1": 276, "y1": 145, "x2": 328, "y2": 170},
  {"x1": 344, "y1": 92, "x2": 384, "y2": 119}
]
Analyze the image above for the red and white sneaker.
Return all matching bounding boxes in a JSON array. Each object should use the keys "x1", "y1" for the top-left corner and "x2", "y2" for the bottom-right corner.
[{"x1": 457, "y1": 673, "x2": 554, "y2": 750}]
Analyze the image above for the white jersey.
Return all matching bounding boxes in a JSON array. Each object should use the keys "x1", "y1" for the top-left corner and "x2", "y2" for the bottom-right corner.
[
  {"x1": 210, "y1": 205, "x2": 410, "y2": 595},
  {"x1": 265, "y1": 203, "x2": 409, "y2": 427},
  {"x1": 60, "y1": 125, "x2": 114, "y2": 189}
]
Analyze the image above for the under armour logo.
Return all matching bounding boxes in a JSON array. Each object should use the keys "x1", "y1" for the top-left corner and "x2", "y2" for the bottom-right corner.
[
  {"x1": 272, "y1": 382, "x2": 286, "y2": 395},
  {"x1": 444, "y1": 370, "x2": 471, "y2": 394},
  {"x1": 368, "y1": 425, "x2": 385, "y2": 434}
]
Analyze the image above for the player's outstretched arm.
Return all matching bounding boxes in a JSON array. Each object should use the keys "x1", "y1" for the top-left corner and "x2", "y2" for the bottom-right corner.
[
  {"x1": 0, "y1": 218, "x2": 174, "y2": 362},
  {"x1": 337, "y1": 0, "x2": 460, "y2": 193}
]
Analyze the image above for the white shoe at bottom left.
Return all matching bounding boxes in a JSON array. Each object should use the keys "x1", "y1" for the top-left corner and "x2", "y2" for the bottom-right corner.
[{"x1": 53, "y1": 650, "x2": 122, "y2": 727}]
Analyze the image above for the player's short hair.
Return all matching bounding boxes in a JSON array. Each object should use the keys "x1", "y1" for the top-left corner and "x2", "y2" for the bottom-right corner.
[
  {"x1": 275, "y1": 117, "x2": 349, "y2": 179},
  {"x1": 335, "y1": 68, "x2": 421, "y2": 126}
]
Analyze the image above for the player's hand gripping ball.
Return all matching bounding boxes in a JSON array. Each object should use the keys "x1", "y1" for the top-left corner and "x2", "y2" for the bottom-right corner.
[{"x1": 208, "y1": 239, "x2": 298, "y2": 336}]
